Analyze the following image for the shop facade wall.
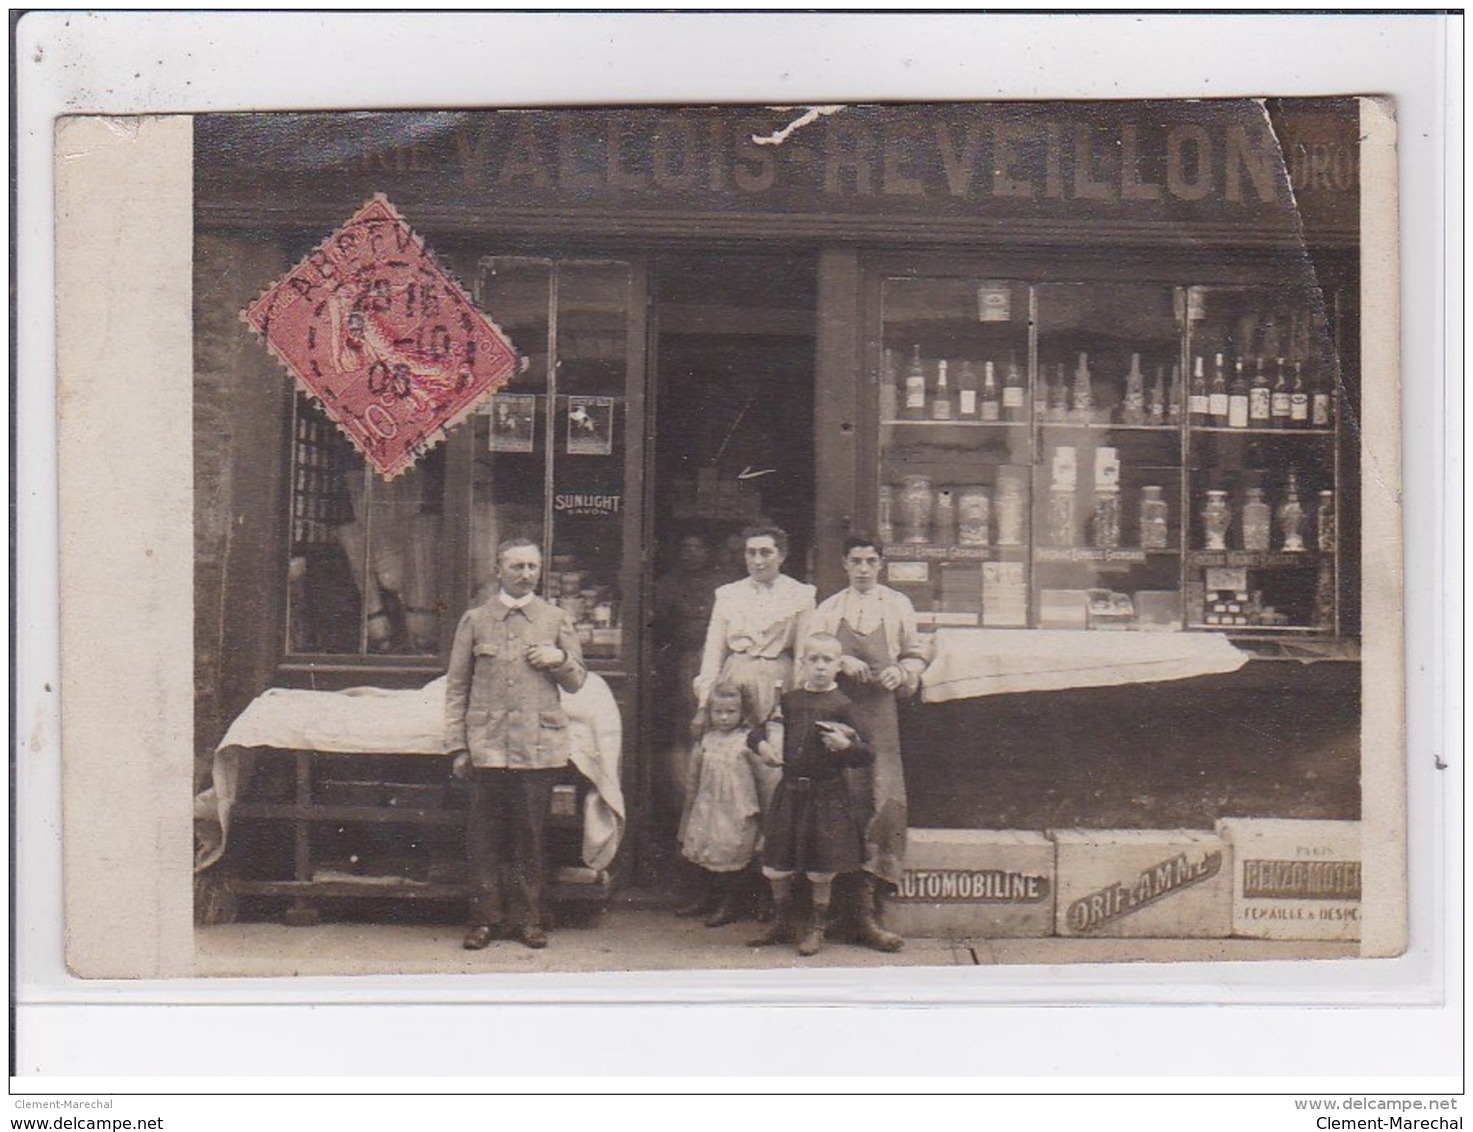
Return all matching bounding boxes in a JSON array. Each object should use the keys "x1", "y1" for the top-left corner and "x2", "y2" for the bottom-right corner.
[{"x1": 193, "y1": 230, "x2": 291, "y2": 775}]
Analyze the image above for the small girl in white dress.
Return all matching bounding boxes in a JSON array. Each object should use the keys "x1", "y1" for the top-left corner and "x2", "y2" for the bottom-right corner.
[{"x1": 677, "y1": 682, "x2": 762, "y2": 927}]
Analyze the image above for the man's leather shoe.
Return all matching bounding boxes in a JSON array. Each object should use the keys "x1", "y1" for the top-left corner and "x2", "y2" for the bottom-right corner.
[
  {"x1": 516, "y1": 923, "x2": 549, "y2": 950},
  {"x1": 462, "y1": 924, "x2": 496, "y2": 951}
]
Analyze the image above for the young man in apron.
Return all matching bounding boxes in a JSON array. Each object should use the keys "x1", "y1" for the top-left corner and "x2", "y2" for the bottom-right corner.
[{"x1": 808, "y1": 536, "x2": 928, "y2": 951}]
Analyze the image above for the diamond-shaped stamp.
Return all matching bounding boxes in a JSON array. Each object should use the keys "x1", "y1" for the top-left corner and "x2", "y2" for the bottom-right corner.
[{"x1": 242, "y1": 194, "x2": 517, "y2": 478}]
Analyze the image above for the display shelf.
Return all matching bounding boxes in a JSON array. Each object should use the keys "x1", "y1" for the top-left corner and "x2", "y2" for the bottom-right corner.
[
  {"x1": 875, "y1": 274, "x2": 1347, "y2": 640},
  {"x1": 1037, "y1": 421, "x2": 1180, "y2": 432},
  {"x1": 1189, "y1": 426, "x2": 1336, "y2": 437},
  {"x1": 882, "y1": 419, "x2": 1030, "y2": 428}
]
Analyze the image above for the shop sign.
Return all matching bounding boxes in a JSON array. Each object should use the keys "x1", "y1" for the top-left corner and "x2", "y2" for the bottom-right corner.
[
  {"x1": 1064, "y1": 850, "x2": 1223, "y2": 933},
  {"x1": 242, "y1": 194, "x2": 518, "y2": 478},
  {"x1": 896, "y1": 869, "x2": 1049, "y2": 903},
  {"x1": 202, "y1": 102, "x2": 1359, "y2": 241},
  {"x1": 553, "y1": 491, "x2": 623, "y2": 518}
]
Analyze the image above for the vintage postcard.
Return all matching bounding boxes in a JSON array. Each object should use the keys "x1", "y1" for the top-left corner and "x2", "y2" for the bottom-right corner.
[{"x1": 52, "y1": 95, "x2": 1405, "y2": 984}]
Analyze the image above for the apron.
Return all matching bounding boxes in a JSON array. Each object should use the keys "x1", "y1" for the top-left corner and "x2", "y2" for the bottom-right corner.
[{"x1": 836, "y1": 617, "x2": 909, "y2": 886}]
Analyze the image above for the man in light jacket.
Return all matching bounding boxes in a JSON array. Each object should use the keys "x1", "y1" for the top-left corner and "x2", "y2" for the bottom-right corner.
[{"x1": 445, "y1": 538, "x2": 586, "y2": 950}]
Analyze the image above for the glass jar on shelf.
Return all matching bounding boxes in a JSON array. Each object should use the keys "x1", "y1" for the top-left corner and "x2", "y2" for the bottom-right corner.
[
  {"x1": 1090, "y1": 489, "x2": 1121, "y2": 549},
  {"x1": 957, "y1": 486, "x2": 990, "y2": 547},
  {"x1": 1201, "y1": 490, "x2": 1232, "y2": 551},
  {"x1": 1138, "y1": 485, "x2": 1169, "y2": 550},
  {"x1": 898, "y1": 475, "x2": 935, "y2": 545},
  {"x1": 1241, "y1": 487, "x2": 1271, "y2": 553},
  {"x1": 1316, "y1": 490, "x2": 1336, "y2": 553}
]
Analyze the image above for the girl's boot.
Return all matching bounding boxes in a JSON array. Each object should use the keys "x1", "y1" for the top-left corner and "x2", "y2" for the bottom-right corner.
[
  {"x1": 675, "y1": 869, "x2": 717, "y2": 918},
  {"x1": 704, "y1": 872, "x2": 743, "y2": 927}
]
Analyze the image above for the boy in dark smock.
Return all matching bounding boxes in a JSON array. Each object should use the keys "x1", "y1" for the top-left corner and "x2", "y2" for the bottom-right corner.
[{"x1": 747, "y1": 632, "x2": 873, "y2": 957}]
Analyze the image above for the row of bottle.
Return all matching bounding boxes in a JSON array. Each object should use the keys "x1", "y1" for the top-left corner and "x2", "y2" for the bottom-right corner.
[
  {"x1": 880, "y1": 475, "x2": 1335, "y2": 555},
  {"x1": 878, "y1": 473, "x2": 1028, "y2": 548},
  {"x1": 887, "y1": 345, "x2": 1336, "y2": 430},
  {"x1": 1201, "y1": 475, "x2": 1335, "y2": 554},
  {"x1": 891, "y1": 346, "x2": 1029, "y2": 422},
  {"x1": 1187, "y1": 353, "x2": 1335, "y2": 429}
]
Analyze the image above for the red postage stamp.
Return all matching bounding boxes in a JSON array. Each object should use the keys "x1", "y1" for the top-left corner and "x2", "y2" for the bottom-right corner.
[{"x1": 242, "y1": 194, "x2": 518, "y2": 478}]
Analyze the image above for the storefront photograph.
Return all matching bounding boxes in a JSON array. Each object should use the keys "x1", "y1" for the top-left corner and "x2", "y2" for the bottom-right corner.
[{"x1": 190, "y1": 99, "x2": 1372, "y2": 972}]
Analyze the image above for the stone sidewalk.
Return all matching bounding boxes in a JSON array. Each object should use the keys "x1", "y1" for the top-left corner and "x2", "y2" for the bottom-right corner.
[{"x1": 194, "y1": 905, "x2": 1355, "y2": 979}]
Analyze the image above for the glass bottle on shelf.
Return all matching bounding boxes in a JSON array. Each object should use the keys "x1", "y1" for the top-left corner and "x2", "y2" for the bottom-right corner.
[
  {"x1": 931, "y1": 359, "x2": 953, "y2": 421},
  {"x1": 956, "y1": 360, "x2": 980, "y2": 420},
  {"x1": 1139, "y1": 485, "x2": 1169, "y2": 550},
  {"x1": 1149, "y1": 365, "x2": 1167, "y2": 424},
  {"x1": 1047, "y1": 363, "x2": 1068, "y2": 421},
  {"x1": 1278, "y1": 470, "x2": 1306, "y2": 552},
  {"x1": 1189, "y1": 355, "x2": 1209, "y2": 424},
  {"x1": 876, "y1": 484, "x2": 895, "y2": 546},
  {"x1": 1003, "y1": 353, "x2": 1026, "y2": 421},
  {"x1": 1201, "y1": 489, "x2": 1232, "y2": 551},
  {"x1": 1290, "y1": 361, "x2": 1311, "y2": 427},
  {"x1": 979, "y1": 361, "x2": 1001, "y2": 422},
  {"x1": 1316, "y1": 489, "x2": 1336, "y2": 552},
  {"x1": 1241, "y1": 487, "x2": 1271, "y2": 552},
  {"x1": 1271, "y1": 357, "x2": 1292, "y2": 427},
  {"x1": 899, "y1": 475, "x2": 935, "y2": 544},
  {"x1": 880, "y1": 348, "x2": 898, "y2": 423},
  {"x1": 957, "y1": 486, "x2": 990, "y2": 546},
  {"x1": 1209, "y1": 353, "x2": 1230, "y2": 426},
  {"x1": 1167, "y1": 362, "x2": 1183, "y2": 424},
  {"x1": 1311, "y1": 366, "x2": 1333, "y2": 428},
  {"x1": 1249, "y1": 357, "x2": 1272, "y2": 425},
  {"x1": 1122, "y1": 352, "x2": 1146, "y2": 424},
  {"x1": 1071, "y1": 353, "x2": 1094, "y2": 419},
  {"x1": 1228, "y1": 358, "x2": 1250, "y2": 428},
  {"x1": 903, "y1": 345, "x2": 927, "y2": 420}
]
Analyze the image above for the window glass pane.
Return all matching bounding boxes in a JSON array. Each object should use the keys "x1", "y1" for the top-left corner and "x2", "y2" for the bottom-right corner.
[
  {"x1": 469, "y1": 258, "x2": 553, "y2": 605},
  {"x1": 286, "y1": 394, "x2": 445, "y2": 655},
  {"x1": 877, "y1": 277, "x2": 1031, "y2": 629},
  {"x1": 1184, "y1": 285, "x2": 1339, "y2": 634},
  {"x1": 550, "y1": 262, "x2": 631, "y2": 663},
  {"x1": 1033, "y1": 282, "x2": 1184, "y2": 631}
]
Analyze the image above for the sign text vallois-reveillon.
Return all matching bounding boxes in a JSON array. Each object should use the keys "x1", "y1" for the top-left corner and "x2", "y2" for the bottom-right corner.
[{"x1": 277, "y1": 107, "x2": 1356, "y2": 212}]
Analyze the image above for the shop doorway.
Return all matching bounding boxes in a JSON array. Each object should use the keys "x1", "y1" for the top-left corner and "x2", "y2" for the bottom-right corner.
[{"x1": 639, "y1": 251, "x2": 818, "y2": 874}]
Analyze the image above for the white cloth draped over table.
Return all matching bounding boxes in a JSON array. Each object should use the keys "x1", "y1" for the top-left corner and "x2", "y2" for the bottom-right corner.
[
  {"x1": 919, "y1": 629, "x2": 1248, "y2": 703},
  {"x1": 194, "y1": 672, "x2": 624, "y2": 874}
]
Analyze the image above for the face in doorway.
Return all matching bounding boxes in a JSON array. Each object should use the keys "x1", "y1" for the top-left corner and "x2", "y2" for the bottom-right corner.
[
  {"x1": 842, "y1": 543, "x2": 884, "y2": 594},
  {"x1": 744, "y1": 536, "x2": 786, "y2": 585},
  {"x1": 676, "y1": 535, "x2": 710, "y2": 573},
  {"x1": 497, "y1": 543, "x2": 543, "y2": 600}
]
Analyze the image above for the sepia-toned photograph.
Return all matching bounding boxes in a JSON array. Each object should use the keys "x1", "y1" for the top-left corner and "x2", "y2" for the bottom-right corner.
[{"x1": 161, "y1": 98, "x2": 1404, "y2": 978}]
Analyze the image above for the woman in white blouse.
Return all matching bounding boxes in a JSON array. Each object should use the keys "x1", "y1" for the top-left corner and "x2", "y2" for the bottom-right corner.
[{"x1": 693, "y1": 524, "x2": 816, "y2": 811}]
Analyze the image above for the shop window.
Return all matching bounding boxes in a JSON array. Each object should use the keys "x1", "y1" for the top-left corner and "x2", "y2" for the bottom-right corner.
[
  {"x1": 285, "y1": 396, "x2": 446, "y2": 656},
  {"x1": 872, "y1": 271, "x2": 1350, "y2": 640},
  {"x1": 468, "y1": 257, "x2": 633, "y2": 663},
  {"x1": 282, "y1": 255, "x2": 636, "y2": 666}
]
